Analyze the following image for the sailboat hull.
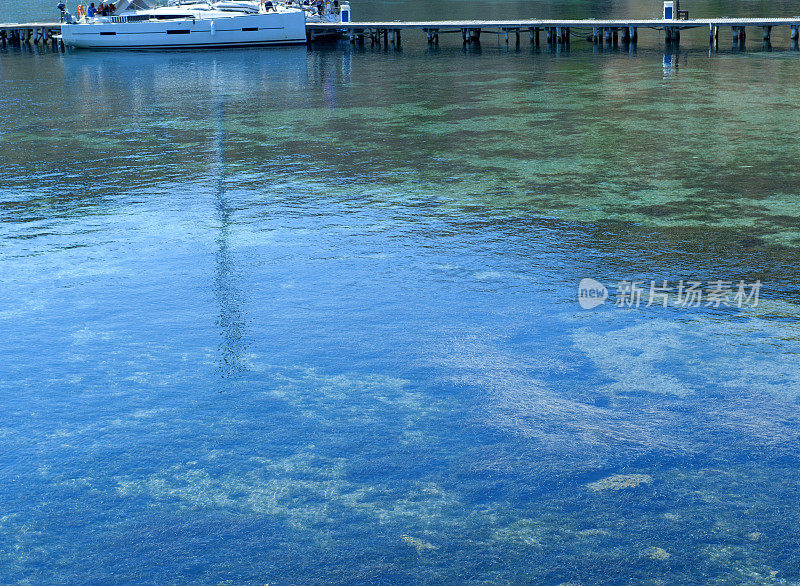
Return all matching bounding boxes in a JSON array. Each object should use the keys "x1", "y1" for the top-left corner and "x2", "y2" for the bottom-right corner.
[{"x1": 62, "y1": 11, "x2": 306, "y2": 48}]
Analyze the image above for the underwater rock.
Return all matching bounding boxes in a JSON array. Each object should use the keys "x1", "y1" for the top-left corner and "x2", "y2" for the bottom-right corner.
[
  {"x1": 587, "y1": 474, "x2": 653, "y2": 492},
  {"x1": 747, "y1": 532, "x2": 763, "y2": 542},
  {"x1": 577, "y1": 528, "x2": 610, "y2": 536},
  {"x1": 643, "y1": 546, "x2": 671, "y2": 561},
  {"x1": 401, "y1": 535, "x2": 439, "y2": 554}
]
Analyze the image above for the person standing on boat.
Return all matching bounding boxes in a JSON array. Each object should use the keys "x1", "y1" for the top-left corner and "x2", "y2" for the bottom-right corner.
[{"x1": 87, "y1": 2, "x2": 96, "y2": 16}]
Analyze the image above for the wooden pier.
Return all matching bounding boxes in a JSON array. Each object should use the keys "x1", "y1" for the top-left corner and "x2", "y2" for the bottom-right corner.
[
  {"x1": 0, "y1": 23, "x2": 61, "y2": 47},
  {"x1": 305, "y1": 18, "x2": 800, "y2": 48},
  {"x1": 4, "y1": 17, "x2": 800, "y2": 49}
]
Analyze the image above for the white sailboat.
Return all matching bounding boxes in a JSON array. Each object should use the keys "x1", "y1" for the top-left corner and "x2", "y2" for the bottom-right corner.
[{"x1": 60, "y1": 0, "x2": 308, "y2": 49}]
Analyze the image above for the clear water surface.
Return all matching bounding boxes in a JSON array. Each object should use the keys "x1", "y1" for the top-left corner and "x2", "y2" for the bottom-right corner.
[{"x1": 2, "y1": 0, "x2": 800, "y2": 583}]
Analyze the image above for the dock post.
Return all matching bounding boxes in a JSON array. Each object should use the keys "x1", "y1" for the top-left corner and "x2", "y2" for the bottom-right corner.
[
  {"x1": 0, "y1": 30, "x2": 5, "y2": 48},
  {"x1": 621, "y1": 26, "x2": 630, "y2": 43},
  {"x1": 565, "y1": 27, "x2": 570, "y2": 44},
  {"x1": 504, "y1": 29, "x2": 509, "y2": 46},
  {"x1": 515, "y1": 29, "x2": 520, "y2": 47},
  {"x1": 395, "y1": 29, "x2": 401, "y2": 46},
  {"x1": 604, "y1": 27, "x2": 612, "y2": 44},
  {"x1": 592, "y1": 26, "x2": 599, "y2": 43},
  {"x1": 555, "y1": 26, "x2": 562, "y2": 44},
  {"x1": 462, "y1": 28, "x2": 467, "y2": 43},
  {"x1": 762, "y1": 25, "x2": 771, "y2": 41},
  {"x1": 791, "y1": 25, "x2": 799, "y2": 40}
]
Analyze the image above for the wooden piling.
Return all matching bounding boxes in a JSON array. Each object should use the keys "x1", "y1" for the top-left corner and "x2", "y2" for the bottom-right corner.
[
  {"x1": 665, "y1": 27, "x2": 680, "y2": 43},
  {"x1": 528, "y1": 27, "x2": 539, "y2": 47}
]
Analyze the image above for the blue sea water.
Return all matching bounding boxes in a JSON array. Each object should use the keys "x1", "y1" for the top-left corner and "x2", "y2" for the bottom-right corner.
[{"x1": 3, "y1": 0, "x2": 800, "y2": 583}]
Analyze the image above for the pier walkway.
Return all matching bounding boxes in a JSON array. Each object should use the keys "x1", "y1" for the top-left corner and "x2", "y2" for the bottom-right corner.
[{"x1": 3, "y1": 17, "x2": 800, "y2": 48}]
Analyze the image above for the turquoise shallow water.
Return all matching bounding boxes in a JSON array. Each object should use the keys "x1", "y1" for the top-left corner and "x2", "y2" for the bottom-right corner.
[{"x1": 3, "y1": 0, "x2": 800, "y2": 583}]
